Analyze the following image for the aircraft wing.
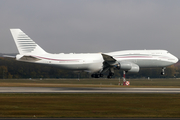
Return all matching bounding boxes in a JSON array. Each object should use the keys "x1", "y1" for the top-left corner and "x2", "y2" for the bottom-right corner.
[
  {"x1": 101, "y1": 53, "x2": 139, "y2": 73},
  {"x1": 101, "y1": 53, "x2": 116, "y2": 63},
  {"x1": 101, "y1": 54, "x2": 120, "y2": 74},
  {"x1": 101, "y1": 53, "x2": 119, "y2": 66}
]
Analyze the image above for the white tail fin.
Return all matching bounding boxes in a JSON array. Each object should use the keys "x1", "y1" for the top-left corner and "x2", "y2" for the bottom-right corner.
[{"x1": 10, "y1": 29, "x2": 47, "y2": 55}]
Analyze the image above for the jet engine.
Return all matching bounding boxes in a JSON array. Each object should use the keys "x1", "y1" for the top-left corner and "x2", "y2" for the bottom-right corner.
[{"x1": 118, "y1": 61, "x2": 139, "y2": 73}]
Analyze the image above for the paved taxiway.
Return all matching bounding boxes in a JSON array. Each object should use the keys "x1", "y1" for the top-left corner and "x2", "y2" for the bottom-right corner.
[
  {"x1": 1, "y1": 118, "x2": 180, "y2": 120},
  {"x1": 0, "y1": 87, "x2": 180, "y2": 93},
  {"x1": 2, "y1": 118, "x2": 180, "y2": 120}
]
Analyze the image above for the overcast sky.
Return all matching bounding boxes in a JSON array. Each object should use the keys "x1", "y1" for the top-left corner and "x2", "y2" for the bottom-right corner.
[{"x1": 1, "y1": 0, "x2": 180, "y2": 57}]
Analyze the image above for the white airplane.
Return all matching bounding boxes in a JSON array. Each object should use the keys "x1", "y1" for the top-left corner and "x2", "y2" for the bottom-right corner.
[{"x1": 9, "y1": 29, "x2": 178, "y2": 78}]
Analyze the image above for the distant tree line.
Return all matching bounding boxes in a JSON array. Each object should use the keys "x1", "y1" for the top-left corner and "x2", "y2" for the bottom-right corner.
[{"x1": 0, "y1": 57, "x2": 178, "y2": 79}]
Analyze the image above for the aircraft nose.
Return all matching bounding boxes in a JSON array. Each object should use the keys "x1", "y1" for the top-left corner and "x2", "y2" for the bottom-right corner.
[
  {"x1": 172, "y1": 55, "x2": 179, "y2": 64},
  {"x1": 174, "y1": 56, "x2": 179, "y2": 63}
]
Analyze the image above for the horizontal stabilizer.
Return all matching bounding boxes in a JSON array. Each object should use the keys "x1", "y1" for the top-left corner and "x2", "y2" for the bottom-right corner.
[
  {"x1": 18, "y1": 55, "x2": 41, "y2": 61},
  {"x1": 3, "y1": 55, "x2": 16, "y2": 58}
]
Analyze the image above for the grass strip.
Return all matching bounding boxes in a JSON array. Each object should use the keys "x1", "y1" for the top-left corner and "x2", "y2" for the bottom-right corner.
[
  {"x1": 0, "y1": 78, "x2": 180, "y2": 88},
  {"x1": 0, "y1": 93, "x2": 180, "y2": 118}
]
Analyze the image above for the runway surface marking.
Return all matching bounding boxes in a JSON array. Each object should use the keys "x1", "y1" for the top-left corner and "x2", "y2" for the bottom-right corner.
[{"x1": 0, "y1": 87, "x2": 180, "y2": 93}]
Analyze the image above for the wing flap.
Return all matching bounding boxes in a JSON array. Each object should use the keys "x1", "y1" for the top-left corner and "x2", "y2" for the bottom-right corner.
[
  {"x1": 101, "y1": 54, "x2": 119, "y2": 73},
  {"x1": 101, "y1": 53, "x2": 116, "y2": 62}
]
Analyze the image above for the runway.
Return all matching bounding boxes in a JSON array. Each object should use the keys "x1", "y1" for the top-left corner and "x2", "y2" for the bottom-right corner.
[
  {"x1": 0, "y1": 118, "x2": 180, "y2": 120},
  {"x1": 1, "y1": 118, "x2": 180, "y2": 120},
  {"x1": 0, "y1": 87, "x2": 180, "y2": 93}
]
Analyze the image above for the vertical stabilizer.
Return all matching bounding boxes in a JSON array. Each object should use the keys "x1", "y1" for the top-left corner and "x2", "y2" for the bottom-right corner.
[{"x1": 10, "y1": 29, "x2": 47, "y2": 55}]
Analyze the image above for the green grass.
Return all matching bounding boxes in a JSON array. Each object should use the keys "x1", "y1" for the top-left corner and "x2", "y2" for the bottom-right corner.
[
  {"x1": 0, "y1": 93, "x2": 180, "y2": 118},
  {"x1": 0, "y1": 79, "x2": 180, "y2": 118},
  {"x1": 0, "y1": 78, "x2": 180, "y2": 87}
]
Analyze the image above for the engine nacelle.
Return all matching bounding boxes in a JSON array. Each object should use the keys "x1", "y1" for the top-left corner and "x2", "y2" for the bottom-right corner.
[
  {"x1": 119, "y1": 61, "x2": 131, "y2": 70},
  {"x1": 128, "y1": 63, "x2": 139, "y2": 72},
  {"x1": 119, "y1": 61, "x2": 139, "y2": 73}
]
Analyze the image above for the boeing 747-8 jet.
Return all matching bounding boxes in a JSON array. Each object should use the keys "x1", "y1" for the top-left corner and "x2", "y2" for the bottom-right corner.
[{"x1": 9, "y1": 29, "x2": 178, "y2": 78}]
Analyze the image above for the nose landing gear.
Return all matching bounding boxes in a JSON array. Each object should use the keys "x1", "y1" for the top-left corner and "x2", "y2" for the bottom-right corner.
[{"x1": 161, "y1": 67, "x2": 166, "y2": 75}]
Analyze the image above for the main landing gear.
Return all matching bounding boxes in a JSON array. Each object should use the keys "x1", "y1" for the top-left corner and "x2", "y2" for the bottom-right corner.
[
  {"x1": 107, "y1": 73, "x2": 114, "y2": 79},
  {"x1": 91, "y1": 73, "x2": 114, "y2": 79},
  {"x1": 91, "y1": 68, "x2": 115, "y2": 79},
  {"x1": 91, "y1": 70, "x2": 130, "y2": 86},
  {"x1": 107, "y1": 68, "x2": 114, "y2": 78},
  {"x1": 91, "y1": 74, "x2": 103, "y2": 78}
]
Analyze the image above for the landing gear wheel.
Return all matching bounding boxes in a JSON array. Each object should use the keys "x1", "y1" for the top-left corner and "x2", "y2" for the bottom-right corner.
[
  {"x1": 91, "y1": 74, "x2": 103, "y2": 78},
  {"x1": 110, "y1": 73, "x2": 114, "y2": 76},
  {"x1": 161, "y1": 67, "x2": 166, "y2": 75},
  {"x1": 107, "y1": 75, "x2": 112, "y2": 79},
  {"x1": 100, "y1": 74, "x2": 103, "y2": 77},
  {"x1": 91, "y1": 74, "x2": 95, "y2": 78},
  {"x1": 95, "y1": 74, "x2": 100, "y2": 78},
  {"x1": 161, "y1": 71, "x2": 165, "y2": 75}
]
